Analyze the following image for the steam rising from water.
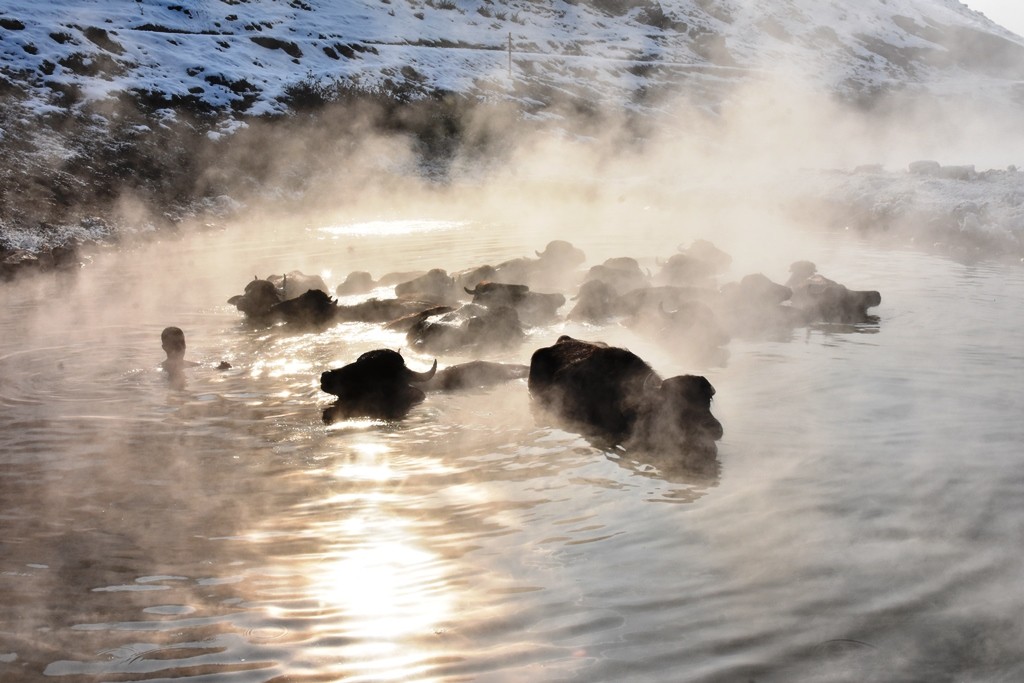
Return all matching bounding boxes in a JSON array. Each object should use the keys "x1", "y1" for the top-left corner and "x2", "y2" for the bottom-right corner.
[{"x1": 5, "y1": 38, "x2": 1024, "y2": 681}]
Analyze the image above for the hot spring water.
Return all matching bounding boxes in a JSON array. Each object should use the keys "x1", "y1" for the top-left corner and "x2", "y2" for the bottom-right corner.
[{"x1": 2, "y1": 214, "x2": 1023, "y2": 682}]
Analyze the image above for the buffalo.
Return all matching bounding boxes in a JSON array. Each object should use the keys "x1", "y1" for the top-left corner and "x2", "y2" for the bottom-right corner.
[
  {"x1": 655, "y1": 253, "x2": 719, "y2": 287},
  {"x1": 654, "y1": 239, "x2": 733, "y2": 286},
  {"x1": 320, "y1": 349, "x2": 438, "y2": 422},
  {"x1": 394, "y1": 268, "x2": 460, "y2": 304},
  {"x1": 714, "y1": 273, "x2": 804, "y2": 340},
  {"x1": 582, "y1": 257, "x2": 651, "y2": 294},
  {"x1": 628, "y1": 300, "x2": 731, "y2": 365},
  {"x1": 406, "y1": 303, "x2": 525, "y2": 353},
  {"x1": 463, "y1": 281, "x2": 566, "y2": 326},
  {"x1": 336, "y1": 271, "x2": 377, "y2": 296},
  {"x1": 786, "y1": 261, "x2": 882, "y2": 324},
  {"x1": 336, "y1": 297, "x2": 444, "y2": 324},
  {"x1": 568, "y1": 282, "x2": 716, "y2": 325},
  {"x1": 320, "y1": 351, "x2": 528, "y2": 423},
  {"x1": 528, "y1": 336, "x2": 723, "y2": 458},
  {"x1": 567, "y1": 279, "x2": 621, "y2": 323},
  {"x1": 488, "y1": 240, "x2": 587, "y2": 290},
  {"x1": 229, "y1": 274, "x2": 332, "y2": 324},
  {"x1": 269, "y1": 288, "x2": 340, "y2": 328},
  {"x1": 421, "y1": 360, "x2": 530, "y2": 392},
  {"x1": 228, "y1": 277, "x2": 283, "y2": 319},
  {"x1": 268, "y1": 270, "x2": 329, "y2": 300}
]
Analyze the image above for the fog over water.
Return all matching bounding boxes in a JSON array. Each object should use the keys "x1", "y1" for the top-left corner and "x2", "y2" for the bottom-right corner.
[
  {"x1": 3, "y1": 154, "x2": 1024, "y2": 680},
  {"x1": 2, "y1": 54, "x2": 1024, "y2": 680}
]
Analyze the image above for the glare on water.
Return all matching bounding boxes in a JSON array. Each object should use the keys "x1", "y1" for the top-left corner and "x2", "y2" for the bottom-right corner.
[{"x1": 2, "y1": 207, "x2": 1024, "y2": 682}]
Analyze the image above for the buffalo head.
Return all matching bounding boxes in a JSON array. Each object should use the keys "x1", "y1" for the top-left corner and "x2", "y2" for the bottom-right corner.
[
  {"x1": 464, "y1": 281, "x2": 530, "y2": 305},
  {"x1": 320, "y1": 349, "x2": 438, "y2": 421},
  {"x1": 536, "y1": 240, "x2": 586, "y2": 268},
  {"x1": 228, "y1": 278, "x2": 283, "y2": 318}
]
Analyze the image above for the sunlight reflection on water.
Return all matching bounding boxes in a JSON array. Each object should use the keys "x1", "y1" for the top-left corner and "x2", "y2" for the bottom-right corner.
[{"x1": 2, "y1": 215, "x2": 1024, "y2": 682}]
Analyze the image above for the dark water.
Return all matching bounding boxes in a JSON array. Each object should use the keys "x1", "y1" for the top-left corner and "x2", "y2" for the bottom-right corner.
[{"x1": 2, "y1": 213, "x2": 1024, "y2": 682}]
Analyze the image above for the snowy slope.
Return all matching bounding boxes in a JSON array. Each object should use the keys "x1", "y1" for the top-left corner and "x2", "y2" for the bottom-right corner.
[
  {"x1": 2, "y1": 0, "x2": 1024, "y2": 263},
  {"x1": 2, "y1": 0, "x2": 1023, "y2": 117}
]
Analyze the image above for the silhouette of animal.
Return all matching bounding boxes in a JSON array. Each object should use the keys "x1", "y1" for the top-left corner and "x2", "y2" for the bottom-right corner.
[
  {"x1": 228, "y1": 278, "x2": 283, "y2": 319},
  {"x1": 786, "y1": 262, "x2": 882, "y2": 324},
  {"x1": 528, "y1": 336, "x2": 722, "y2": 454},
  {"x1": 394, "y1": 269, "x2": 459, "y2": 304},
  {"x1": 406, "y1": 304, "x2": 525, "y2": 353},
  {"x1": 421, "y1": 361, "x2": 529, "y2": 392},
  {"x1": 582, "y1": 257, "x2": 650, "y2": 294},
  {"x1": 267, "y1": 271, "x2": 329, "y2": 300},
  {"x1": 464, "y1": 281, "x2": 566, "y2": 326},
  {"x1": 320, "y1": 349, "x2": 437, "y2": 421}
]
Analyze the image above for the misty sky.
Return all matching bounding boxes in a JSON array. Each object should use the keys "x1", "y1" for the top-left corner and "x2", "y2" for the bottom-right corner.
[{"x1": 966, "y1": 0, "x2": 1024, "y2": 36}]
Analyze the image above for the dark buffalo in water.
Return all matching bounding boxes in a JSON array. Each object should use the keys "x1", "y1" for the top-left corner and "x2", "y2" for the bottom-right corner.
[
  {"x1": 452, "y1": 264, "x2": 499, "y2": 292},
  {"x1": 335, "y1": 271, "x2": 377, "y2": 296},
  {"x1": 320, "y1": 349, "x2": 438, "y2": 422},
  {"x1": 393, "y1": 268, "x2": 459, "y2": 304},
  {"x1": 406, "y1": 303, "x2": 525, "y2": 353},
  {"x1": 629, "y1": 300, "x2": 731, "y2": 365},
  {"x1": 268, "y1": 270, "x2": 329, "y2": 300},
  {"x1": 568, "y1": 282, "x2": 715, "y2": 325},
  {"x1": 655, "y1": 253, "x2": 719, "y2": 287},
  {"x1": 536, "y1": 239, "x2": 586, "y2": 268},
  {"x1": 229, "y1": 273, "x2": 332, "y2": 324},
  {"x1": 567, "y1": 279, "x2": 621, "y2": 323},
  {"x1": 490, "y1": 240, "x2": 587, "y2": 290},
  {"x1": 228, "y1": 277, "x2": 283, "y2": 319},
  {"x1": 714, "y1": 273, "x2": 803, "y2": 340},
  {"x1": 655, "y1": 239, "x2": 733, "y2": 286},
  {"x1": 528, "y1": 336, "x2": 723, "y2": 457},
  {"x1": 269, "y1": 288, "x2": 340, "y2": 328},
  {"x1": 421, "y1": 360, "x2": 530, "y2": 392},
  {"x1": 786, "y1": 261, "x2": 882, "y2": 324},
  {"x1": 582, "y1": 257, "x2": 651, "y2": 294},
  {"x1": 335, "y1": 297, "x2": 444, "y2": 324},
  {"x1": 464, "y1": 282, "x2": 566, "y2": 326},
  {"x1": 684, "y1": 239, "x2": 733, "y2": 274}
]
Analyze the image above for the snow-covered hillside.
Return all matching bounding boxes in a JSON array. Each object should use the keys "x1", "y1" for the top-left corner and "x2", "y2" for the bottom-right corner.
[
  {"x1": 2, "y1": 0, "x2": 1024, "y2": 270},
  {"x1": 2, "y1": 0, "x2": 1024, "y2": 116}
]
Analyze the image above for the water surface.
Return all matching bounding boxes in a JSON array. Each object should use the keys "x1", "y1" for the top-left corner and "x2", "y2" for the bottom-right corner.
[{"x1": 1, "y1": 214, "x2": 1023, "y2": 682}]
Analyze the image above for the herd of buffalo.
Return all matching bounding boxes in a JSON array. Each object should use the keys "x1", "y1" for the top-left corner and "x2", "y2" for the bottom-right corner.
[{"x1": 227, "y1": 239, "x2": 881, "y2": 463}]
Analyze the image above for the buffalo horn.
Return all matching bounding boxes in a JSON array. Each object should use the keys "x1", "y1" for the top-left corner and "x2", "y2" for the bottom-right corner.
[
  {"x1": 464, "y1": 286, "x2": 477, "y2": 296},
  {"x1": 405, "y1": 359, "x2": 438, "y2": 383}
]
